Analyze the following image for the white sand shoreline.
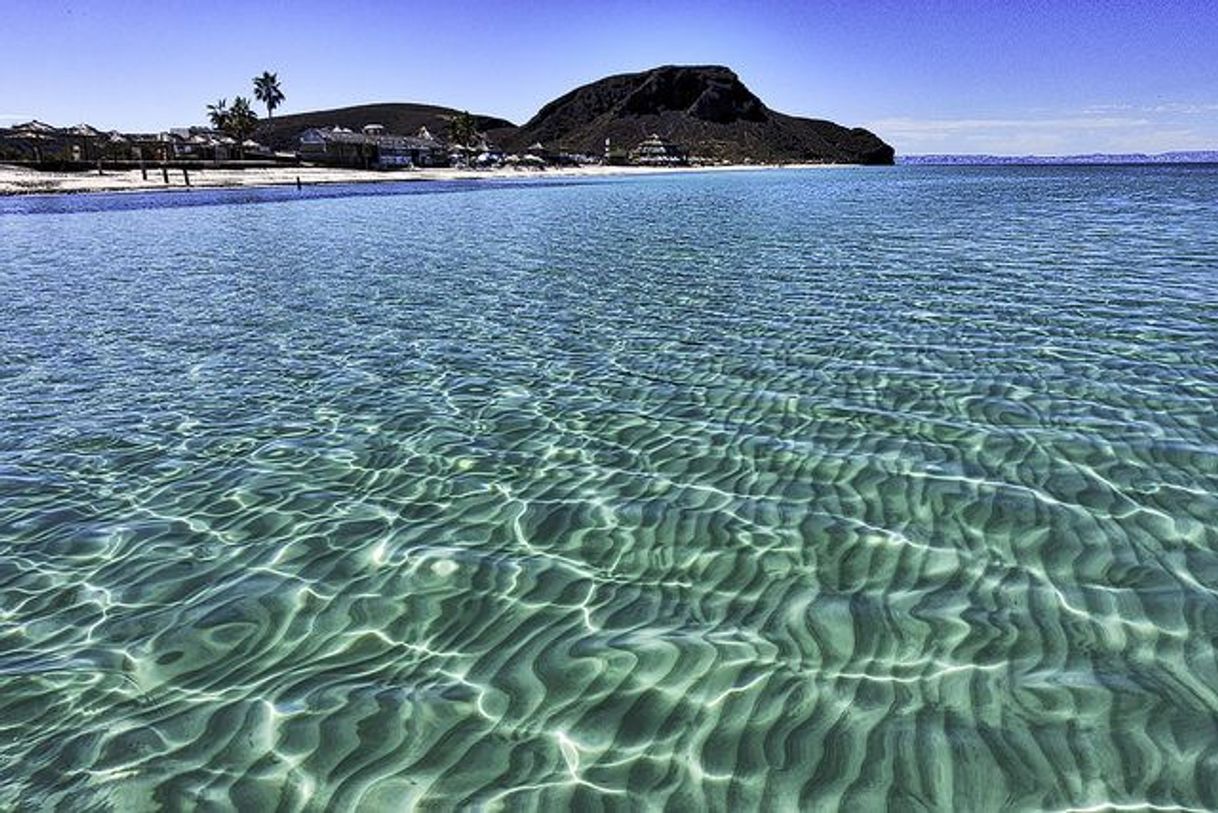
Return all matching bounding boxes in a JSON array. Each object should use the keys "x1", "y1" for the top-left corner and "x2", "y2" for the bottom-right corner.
[{"x1": 0, "y1": 162, "x2": 848, "y2": 197}]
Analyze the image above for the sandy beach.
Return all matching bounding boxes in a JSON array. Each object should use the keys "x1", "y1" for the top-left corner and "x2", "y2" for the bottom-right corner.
[{"x1": 0, "y1": 162, "x2": 840, "y2": 197}]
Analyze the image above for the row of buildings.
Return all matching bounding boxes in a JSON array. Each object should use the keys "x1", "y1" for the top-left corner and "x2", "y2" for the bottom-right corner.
[
  {"x1": 0, "y1": 118, "x2": 691, "y2": 170},
  {"x1": 297, "y1": 125, "x2": 689, "y2": 169},
  {"x1": 299, "y1": 125, "x2": 452, "y2": 168},
  {"x1": 0, "y1": 120, "x2": 274, "y2": 165},
  {"x1": 622, "y1": 133, "x2": 688, "y2": 166}
]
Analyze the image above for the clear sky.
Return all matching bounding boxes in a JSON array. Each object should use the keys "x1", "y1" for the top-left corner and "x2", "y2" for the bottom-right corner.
[{"x1": 2, "y1": 0, "x2": 1215, "y2": 155}]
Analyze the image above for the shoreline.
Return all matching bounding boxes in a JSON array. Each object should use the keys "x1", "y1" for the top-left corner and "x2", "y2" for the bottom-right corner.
[{"x1": 0, "y1": 162, "x2": 847, "y2": 197}]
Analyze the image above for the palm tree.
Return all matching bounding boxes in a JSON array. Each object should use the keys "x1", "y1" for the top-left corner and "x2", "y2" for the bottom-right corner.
[
  {"x1": 253, "y1": 71, "x2": 285, "y2": 120},
  {"x1": 226, "y1": 96, "x2": 259, "y2": 157},
  {"x1": 207, "y1": 98, "x2": 230, "y2": 131},
  {"x1": 447, "y1": 111, "x2": 478, "y2": 165}
]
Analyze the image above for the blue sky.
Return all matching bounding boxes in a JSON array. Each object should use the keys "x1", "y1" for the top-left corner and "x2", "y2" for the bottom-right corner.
[{"x1": 2, "y1": 0, "x2": 1215, "y2": 154}]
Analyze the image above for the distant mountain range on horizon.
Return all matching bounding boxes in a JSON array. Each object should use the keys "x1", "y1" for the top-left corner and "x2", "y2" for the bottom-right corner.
[
  {"x1": 258, "y1": 65, "x2": 894, "y2": 165},
  {"x1": 899, "y1": 152, "x2": 1218, "y2": 165}
]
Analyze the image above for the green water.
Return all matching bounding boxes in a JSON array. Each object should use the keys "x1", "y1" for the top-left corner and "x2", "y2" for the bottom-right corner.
[{"x1": 1, "y1": 166, "x2": 1217, "y2": 810}]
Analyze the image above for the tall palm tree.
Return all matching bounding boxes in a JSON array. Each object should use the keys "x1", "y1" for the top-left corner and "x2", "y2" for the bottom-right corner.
[
  {"x1": 253, "y1": 72, "x2": 285, "y2": 120},
  {"x1": 207, "y1": 98, "x2": 230, "y2": 131}
]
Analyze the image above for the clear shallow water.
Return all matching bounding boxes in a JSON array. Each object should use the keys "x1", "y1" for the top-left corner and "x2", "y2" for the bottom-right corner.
[{"x1": 1, "y1": 166, "x2": 1217, "y2": 810}]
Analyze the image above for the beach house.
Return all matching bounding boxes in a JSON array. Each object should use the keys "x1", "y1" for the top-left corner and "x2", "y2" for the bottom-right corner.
[
  {"x1": 630, "y1": 133, "x2": 687, "y2": 166},
  {"x1": 298, "y1": 125, "x2": 447, "y2": 169}
]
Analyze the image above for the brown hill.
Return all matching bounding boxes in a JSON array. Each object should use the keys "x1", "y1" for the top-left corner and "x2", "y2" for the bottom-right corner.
[
  {"x1": 253, "y1": 67, "x2": 893, "y2": 165},
  {"x1": 497, "y1": 65, "x2": 894, "y2": 165},
  {"x1": 255, "y1": 103, "x2": 514, "y2": 152}
]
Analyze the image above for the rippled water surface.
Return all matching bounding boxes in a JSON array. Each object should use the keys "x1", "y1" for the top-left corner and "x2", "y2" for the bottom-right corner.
[{"x1": 2, "y1": 166, "x2": 1217, "y2": 810}]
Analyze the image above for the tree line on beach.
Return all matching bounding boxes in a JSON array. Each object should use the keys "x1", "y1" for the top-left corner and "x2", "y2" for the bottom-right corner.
[
  {"x1": 206, "y1": 71, "x2": 284, "y2": 156},
  {"x1": 197, "y1": 72, "x2": 517, "y2": 161}
]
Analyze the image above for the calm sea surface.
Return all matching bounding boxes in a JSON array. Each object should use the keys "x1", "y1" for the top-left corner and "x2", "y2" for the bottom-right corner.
[{"x1": 2, "y1": 166, "x2": 1217, "y2": 810}]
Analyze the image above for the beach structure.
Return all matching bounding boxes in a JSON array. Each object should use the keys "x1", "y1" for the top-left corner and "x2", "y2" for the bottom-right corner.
[
  {"x1": 519, "y1": 140, "x2": 595, "y2": 167},
  {"x1": 298, "y1": 125, "x2": 447, "y2": 168},
  {"x1": 0, "y1": 120, "x2": 99, "y2": 164},
  {"x1": 604, "y1": 137, "x2": 630, "y2": 165},
  {"x1": 4, "y1": 120, "x2": 58, "y2": 163},
  {"x1": 472, "y1": 136, "x2": 505, "y2": 168},
  {"x1": 446, "y1": 134, "x2": 504, "y2": 168},
  {"x1": 66, "y1": 123, "x2": 103, "y2": 162},
  {"x1": 447, "y1": 143, "x2": 471, "y2": 166},
  {"x1": 166, "y1": 128, "x2": 232, "y2": 161},
  {"x1": 0, "y1": 127, "x2": 16, "y2": 162},
  {"x1": 0, "y1": 120, "x2": 273, "y2": 166},
  {"x1": 166, "y1": 128, "x2": 272, "y2": 160},
  {"x1": 149, "y1": 128, "x2": 272, "y2": 162},
  {"x1": 102, "y1": 131, "x2": 129, "y2": 162},
  {"x1": 11, "y1": 120, "x2": 57, "y2": 136},
  {"x1": 630, "y1": 133, "x2": 687, "y2": 166}
]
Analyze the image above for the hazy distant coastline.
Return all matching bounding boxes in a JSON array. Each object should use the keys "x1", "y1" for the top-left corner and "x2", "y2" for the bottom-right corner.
[{"x1": 899, "y1": 151, "x2": 1218, "y2": 165}]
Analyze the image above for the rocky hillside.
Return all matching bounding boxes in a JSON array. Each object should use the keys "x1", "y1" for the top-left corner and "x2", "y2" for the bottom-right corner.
[
  {"x1": 496, "y1": 65, "x2": 894, "y2": 165},
  {"x1": 256, "y1": 66, "x2": 893, "y2": 165},
  {"x1": 255, "y1": 103, "x2": 514, "y2": 151}
]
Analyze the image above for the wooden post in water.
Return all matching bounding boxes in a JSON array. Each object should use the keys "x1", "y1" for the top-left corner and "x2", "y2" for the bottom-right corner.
[{"x1": 183, "y1": 168, "x2": 191, "y2": 187}]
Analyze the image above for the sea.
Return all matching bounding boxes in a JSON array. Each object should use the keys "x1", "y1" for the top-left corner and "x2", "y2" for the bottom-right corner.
[{"x1": 2, "y1": 165, "x2": 1217, "y2": 810}]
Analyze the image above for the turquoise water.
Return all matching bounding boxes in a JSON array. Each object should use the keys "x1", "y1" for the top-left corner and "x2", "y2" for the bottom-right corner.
[{"x1": 1, "y1": 166, "x2": 1217, "y2": 810}]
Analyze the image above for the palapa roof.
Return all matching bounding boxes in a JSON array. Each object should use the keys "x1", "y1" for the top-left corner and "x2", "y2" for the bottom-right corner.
[
  {"x1": 12, "y1": 120, "x2": 58, "y2": 139},
  {"x1": 68, "y1": 123, "x2": 102, "y2": 137},
  {"x1": 14, "y1": 119, "x2": 57, "y2": 133}
]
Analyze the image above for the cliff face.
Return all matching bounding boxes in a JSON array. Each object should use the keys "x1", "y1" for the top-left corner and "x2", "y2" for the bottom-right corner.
[{"x1": 497, "y1": 65, "x2": 894, "y2": 165}]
